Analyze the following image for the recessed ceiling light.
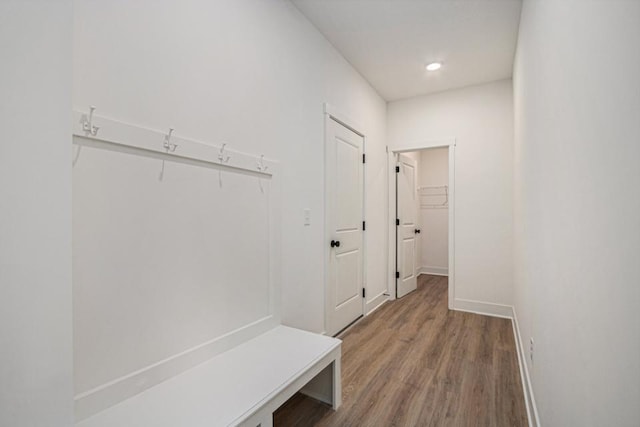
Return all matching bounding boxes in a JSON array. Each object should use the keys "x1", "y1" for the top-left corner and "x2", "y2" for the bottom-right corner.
[{"x1": 426, "y1": 62, "x2": 442, "y2": 71}]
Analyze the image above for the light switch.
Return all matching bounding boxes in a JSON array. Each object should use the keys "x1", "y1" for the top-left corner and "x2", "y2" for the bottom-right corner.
[{"x1": 304, "y1": 209, "x2": 311, "y2": 226}]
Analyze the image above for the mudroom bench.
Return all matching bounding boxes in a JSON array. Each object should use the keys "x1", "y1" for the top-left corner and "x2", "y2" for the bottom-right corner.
[{"x1": 76, "y1": 326, "x2": 341, "y2": 427}]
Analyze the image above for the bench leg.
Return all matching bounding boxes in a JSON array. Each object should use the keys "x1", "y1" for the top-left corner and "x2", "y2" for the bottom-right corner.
[
  {"x1": 332, "y1": 356, "x2": 342, "y2": 410},
  {"x1": 302, "y1": 357, "x2": 341, "y2": 409}
]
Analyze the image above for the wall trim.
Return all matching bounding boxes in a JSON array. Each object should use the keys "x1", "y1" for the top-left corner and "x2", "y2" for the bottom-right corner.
[
  {"x1": 453, "y1": 298, "x2": 513, "y2": 319},
  {"x1": 391, "y1": 137, "x2": 457, "y2": 152},
  {"x1": 365, "y1": 293, "x2": 389, "y2": 316},
  {"x1": 418, "y1": 266, "x2": 448, "y2": 276},
  {"x1": 323, "y1": 103, "x2": 364, "y2": 137},
  {"x1": 511, "y1": 307, "x2": 541, "y2": 427}
]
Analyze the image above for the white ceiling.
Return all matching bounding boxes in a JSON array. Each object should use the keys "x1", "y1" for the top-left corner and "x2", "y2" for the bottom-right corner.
[{"x1": 291, "y1": 0, "x2": 522, "y2": 101}]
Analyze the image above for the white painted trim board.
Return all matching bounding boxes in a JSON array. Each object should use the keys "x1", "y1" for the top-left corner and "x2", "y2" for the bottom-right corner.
[
  {"x1": 453, "y1": 298, "x2": 513, "y2": 319},
  {"x1": 511, "y1": 307, "x2": 541, "y2": 427},
  {"x1": 72, "y1": 110, "x2": 277, "y2": 176},
  {"x1": 418, "y1": 266, "x2": 448, "y2": 276},
  {"x1": 323, "y1": 103, "x2": 364, "y2": 137}
]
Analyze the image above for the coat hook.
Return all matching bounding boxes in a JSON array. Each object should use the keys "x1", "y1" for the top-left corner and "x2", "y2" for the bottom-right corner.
[
  {"x1": 257, "y1": 154, "x2": 268, "y2": 172},
  {"x1": 218, "y1": 143, "x2": 231, "y2": 163},
  {"x1": 81, "y1": 105, "x2": 99, "y2": 136},
  {"x1": 257, "y1": 155, "x2": 268, "y2": 193},
  {"x1": 163, "y1": 128, "x2": 178, "y2": 152}
]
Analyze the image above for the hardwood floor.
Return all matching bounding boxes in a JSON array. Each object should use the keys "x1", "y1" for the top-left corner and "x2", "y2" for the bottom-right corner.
[{"x1": 274, "y1": 275, "x2": 528, "y2": 427}]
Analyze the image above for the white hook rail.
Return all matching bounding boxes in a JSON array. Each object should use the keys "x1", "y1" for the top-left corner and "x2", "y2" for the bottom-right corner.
[{"x1": 71, "y1": 110, "x2": 276, "y2": 177}]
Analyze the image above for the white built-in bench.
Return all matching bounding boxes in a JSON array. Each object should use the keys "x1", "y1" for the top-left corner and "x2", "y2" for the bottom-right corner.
[
  {"x1": 76, "y1": 326, "x2": 341, "y2": 427},
  {"x1": 72, "y1": 114, "x2": 339, "y2": 427}
]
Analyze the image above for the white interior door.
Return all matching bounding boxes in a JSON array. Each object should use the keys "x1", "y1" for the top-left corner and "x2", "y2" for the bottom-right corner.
[
  {"x1": 326, "y1": 117, "x2": 364, "y2": 336},
  {"x1": 396, "y1": 153, "x2": 418, "y2": 298}
]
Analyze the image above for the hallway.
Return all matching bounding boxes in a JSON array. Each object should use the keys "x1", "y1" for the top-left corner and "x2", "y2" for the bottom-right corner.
[{"x1": 275, "y1": 275, "x2": 528, "y2": 426}]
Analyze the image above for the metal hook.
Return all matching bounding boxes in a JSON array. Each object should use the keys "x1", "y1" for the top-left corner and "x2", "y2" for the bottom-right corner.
[
  {"x1": 81, "y1": 105, "x2": 99, "y2": 136},
  {"x1": 218, "y1": 143, "x2": 231, "y2": 163},
  {"x1": 257, "y1": 154, "x2": 268, "y2": 172},
  {"x1": 163, "y1": 128, "x2": 178, "y2": 152}
]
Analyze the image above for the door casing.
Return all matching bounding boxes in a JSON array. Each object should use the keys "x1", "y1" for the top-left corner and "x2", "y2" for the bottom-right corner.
[
  {"x1": 324, "y1": 104, "x2": 366, "y2": 336},
  {"x1": 388, "y1": 139, "x2": 456, "y2": 309}
]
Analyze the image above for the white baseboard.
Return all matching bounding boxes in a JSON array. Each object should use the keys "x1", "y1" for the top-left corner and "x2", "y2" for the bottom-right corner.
[
  {"x1": 365, "y1": 292, "x2": 389, "y2": 316},
  {"x1": 453, "y1": 298, "x2": 513, "y2": 319},
  {"x1": 418, "y1": 266, "x2": 448, "y2": 276},
  {"x1": 511, "y1": 307, "x2": 540, "y2": 427}
]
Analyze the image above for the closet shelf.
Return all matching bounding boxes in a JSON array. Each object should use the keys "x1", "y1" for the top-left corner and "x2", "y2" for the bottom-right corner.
[{"x1": 418, "y1": 185, "x2": 448, "y2": 209}]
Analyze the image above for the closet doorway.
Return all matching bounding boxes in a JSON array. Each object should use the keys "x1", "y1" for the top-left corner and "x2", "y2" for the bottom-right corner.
[{"x1": 391, "y1": 140, "x2": 455, "y2": 307}]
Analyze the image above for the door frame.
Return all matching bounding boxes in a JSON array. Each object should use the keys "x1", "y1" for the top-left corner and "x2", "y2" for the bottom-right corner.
[
  {"x1": 323, "y1": 103, "x2": 366, "y2": 335},
  {"x1": 388, "y1": 138, "x2": 456, "y2": 309}
]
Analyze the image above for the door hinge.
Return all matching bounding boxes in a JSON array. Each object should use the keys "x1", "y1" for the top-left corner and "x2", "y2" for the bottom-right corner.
[
  {"x1": 395, "y1": 166, "x2": 400, "y2": 173},
  {"x1": 362, "y1": 220, "x2": 366, "y2": 231},
  {"x1": 396, "y1": 271, "x2": 400, "y2": 279},
  {"x1": 362, "y1": 288, "x2": 366, "y2": 298},
  {"x1": 396, "y1": 218, "x2": 400, "y2": 226},
  {"x1": 362, "y1": 153, "x2": 366, "y2": 164}
]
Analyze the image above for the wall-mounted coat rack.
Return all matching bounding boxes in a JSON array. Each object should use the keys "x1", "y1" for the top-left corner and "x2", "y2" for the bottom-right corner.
[{"x1": 71, "y1": 108, "x2": 276, "y2": 177}]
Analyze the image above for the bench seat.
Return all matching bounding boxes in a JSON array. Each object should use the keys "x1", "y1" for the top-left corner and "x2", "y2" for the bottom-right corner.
[{"x1": 76, "y1": 326, "x2": 342, "y2": 427}]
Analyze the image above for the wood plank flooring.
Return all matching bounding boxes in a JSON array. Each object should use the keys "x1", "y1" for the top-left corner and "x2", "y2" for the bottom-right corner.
[{"x1": 274, "y1": 275, "x2": 528, "y2": 427}]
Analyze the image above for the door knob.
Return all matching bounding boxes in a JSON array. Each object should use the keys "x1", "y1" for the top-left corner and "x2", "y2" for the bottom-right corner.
[
  {"x1": 414, "y1": 229, "x2": 421, "y2": 234},
  {"x1": 331, "y1": 240, "x2": 341, "y2": 248}
]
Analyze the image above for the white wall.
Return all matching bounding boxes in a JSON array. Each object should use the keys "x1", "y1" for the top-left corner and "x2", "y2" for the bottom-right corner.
[
  {"x1": 388, "y1": 80, "x2": 514, "y2": 308},
  {"x1": 73, "y1": 0, "x2": 387, "y2": 343},
  {"x1": 0, "y1": 1, "x2": 74, "y2": 426},
  {"x1": 418, "y1": 148, "x2": 449, "y2": 275},
  {"x1": 513, "y1": 1, "x2": 640, "y2": 425}
]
